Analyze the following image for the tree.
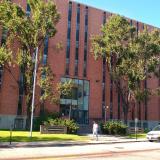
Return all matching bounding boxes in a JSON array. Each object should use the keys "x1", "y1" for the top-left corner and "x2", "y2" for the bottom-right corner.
[
  {"x1": 0, "y1": 0, "x2": 71, "y2": 128},
  {"x1": 91, "y1": 15, "x2": 160, "y2": 123}
]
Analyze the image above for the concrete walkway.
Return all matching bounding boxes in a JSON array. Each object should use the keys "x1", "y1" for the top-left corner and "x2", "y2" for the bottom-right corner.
[{"x1": 0, "y1": 134, "x2": 147, "y2": 148}]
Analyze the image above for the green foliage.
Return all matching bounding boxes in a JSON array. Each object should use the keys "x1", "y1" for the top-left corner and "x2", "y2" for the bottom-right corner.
[
  {"x1": 0, "y1": 46, "x2": 12, "y2": 66},
  {"x1": 100, "y1": 121, "x2": 128, "y2": 135},
  {"x1": 0, "y1": 0, "x2": 65, "y2": 125},
  {"x1": 33, "y1": 112, "x2": 60, "y2": 131},
  {"x1": 0, "y1": 0, "x2": 60, "y2": 48},
  {"x1": 92, "y1": 15, "x2": 160, "y2": 123},
  {"x1": 44, "y1": 118, "x2": 79, "y2": 134},
  {"x1": 57, "y1": 80, "x2": 74, "y2": 98}
]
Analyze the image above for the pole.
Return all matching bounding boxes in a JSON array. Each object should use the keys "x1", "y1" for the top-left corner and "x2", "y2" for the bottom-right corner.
[
  {"x1": 135, "y1": 118, "x2": 138, "y2": 141},
  {"x1": 69, "y1": 104, "x2": 72, "y2": 120},
  {"x1": 9, "y1": 124, "x2": 13, "y2": 145},
  {"x1": 104, "y1": 108, "x2": 106, "y2": 123},
  {"x1": 29, "y1": 47, "x2": 38, "y2": 138}
]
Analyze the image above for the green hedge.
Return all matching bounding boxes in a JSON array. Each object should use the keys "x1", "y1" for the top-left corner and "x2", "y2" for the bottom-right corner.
[
  {"x1": 100, "y1": 121, "x2": 127, "y2": 135},
  {"x1": 33, "y1": 112, "x2": 60, "y2": 131},
  {"x1": 44, "y1": 118, "x2": 79, "y2": 134}
]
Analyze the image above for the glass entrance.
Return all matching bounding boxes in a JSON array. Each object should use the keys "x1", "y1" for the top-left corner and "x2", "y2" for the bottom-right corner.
[{"x1": 60, "y1": 78, "x2": 89, "y2": 124}]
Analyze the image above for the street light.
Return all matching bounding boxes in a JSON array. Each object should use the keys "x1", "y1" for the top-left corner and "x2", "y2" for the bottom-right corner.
[{"x1": 103, "y1": 105, "x2": 109, "y2": 123}]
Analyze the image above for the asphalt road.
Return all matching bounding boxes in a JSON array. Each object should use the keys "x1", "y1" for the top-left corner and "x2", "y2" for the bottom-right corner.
[{"x1": 0, "y1": 142, "x2": 160, "y2": 160}]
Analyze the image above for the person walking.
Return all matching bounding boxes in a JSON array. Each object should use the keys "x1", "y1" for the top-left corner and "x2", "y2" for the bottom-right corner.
[{"x1": 92, "y1": 121, "x2": 98, "y2": 141}]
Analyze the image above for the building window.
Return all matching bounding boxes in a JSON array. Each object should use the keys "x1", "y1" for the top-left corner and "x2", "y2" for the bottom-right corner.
[
  {"x1": 43, "y1": 36, "x2": 49, "y2": 65},
  {"x1": 118, "y1": 92, "x2": 121, "y2": 119},
  {"x1": 65, "y1": 2, "x2": 72, "y2": 75},
  {"x1": 65, "y1": 59, "x2": 70, "y2": 75},
  {"x1": 74, "y1": 4, "x2": 80, "y2": 76},
  {"x1": 75, "y1": 61, "x2": 78, "y2": 76},
  {"x1": 83, "y1": 62, "x2": 87, "y2": 77},
  {"x1": 68, "y1": 2, "x2": 72, "y2": 21},
  {"x1": 1, "y1": 28, "x2": 7, "y2": 45},
  {"x1": 75, "y1": 48, "x2": 79, "y2": 60},
  {"x1": 110, "y1": 55, "x2": 113, "y2": 119},
  {"x1": 103, "y1": 12, "x2": 106, "y2": 24},
  {"x1": 26, "y1": 3, "x2": 31, "y2": 16},
  {"x1": 0, "y1": 27, "x2": 8, "y2": 88},
  {"x1": 76, "y1": 29, "x2": 79, "y2": 41},
  {"x1": 77, "y1": 4, "x2": 80, "y2": 24},
  {"x1": 144, "y1": 78, "x2": 147, "y2": 120},
  {"x1": 136, "y1": 22, "x2": 139, "y2": 35},
  {"x1": 66, "y1": 45, "x2": 70, "y2": 59},
  {"x1": 60, "y1": 78, "x2": 89, "y2": 124},
  {"x1": 0, "y1": 66, "x2": 3, "y2": 88},
  {"x1": 102, "y1": 12, "x2": 107, "y2": 118},
  {"x1": 17, "y1": 3, "x2": 31, "y2": 115},
  {"x1": 130, "y1": 20, "x2": 133, "y2": 26},
  {"x1": 83, "y1": 7, "x2": 88, "y2": 77}
]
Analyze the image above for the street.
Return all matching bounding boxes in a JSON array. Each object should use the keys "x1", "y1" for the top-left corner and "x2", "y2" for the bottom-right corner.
[{"x1": 0, "y1": 141, "x2": 160, "y2": 160}]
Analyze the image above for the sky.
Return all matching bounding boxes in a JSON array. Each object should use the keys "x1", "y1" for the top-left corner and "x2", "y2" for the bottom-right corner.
[{"x1": 73, "y1": 0, "x2": 160, "y2": 28}]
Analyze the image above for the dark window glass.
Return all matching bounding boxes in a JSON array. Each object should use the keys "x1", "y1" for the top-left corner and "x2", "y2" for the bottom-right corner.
[
  {"x1": 103, "y1": 12, "x2": 106, "y2": 24},
  {"x1": 76, "y1": 29, "x2": 79, "y2": 41},
  {"x1": 118, "y1": 92, "x2": 121, "y2": 119},
  {"x1": 68, "y1": 2, "x2": 72, "y2": 22},
  {"x1": 67, "y1": 28, "x2": 71, "y2": 40},
  {"x1": 85, "y1": 8, "x2": 88, "y2": 26},
  {"x1": 85, "y1": 32, "x2": 88, "y2": 43},
  {"x1": 27, "y1": 3, "x2": 31, "y2": 12},
  {"x1": 1, "y1": 28, "x2": 7, "y2": 45},
  {"x1": 65, "y1": 61, "x2": 69, "y2": 75},
  {"x1": 66, "y1": 46, "x2": 70, "y2": 59},
  {"x1": 77, "y1": 5, "x2": 80, "y2": 24},
  {"x1": 75, "y1": 62, "x2": 78, "y2": 76},
  {"x1": 130, "y1": 20, "x2": 133, "y2": 26},
  {"x1": 102, "y1": 83, "x2": 105, "y2": 101},
  {"x1": 26, "y1": 3, "x2": 31, "y2": 16},
  {"x1": 0, "y1": 66, "x2": 3, "y2": 86},
  {"x1": 83, "y1": 62, "x2": 87, "y2": 77},
  {"x1": 84, "y1": 49, "x2": 87, "y2": 61},
  {"x1": 110, "y1": 88, "x2": 112, "y2": 102},
  {"x1": 72, "y1": 87, "x2": 78, "y2": 99},
  {"x1": 75, "y1": 48, "x2": 78, "y2": 60},
  {"x1": 17, "y1": 96, "x2": 23, "y2": 115},
  {"x1": 136, "y1": 22, "x2": 139, "y2": 34},
  {"x1": 43, "y1": 36, "x2": 48, "y2": 65},
  {"x1": 143, "y1": 24, "x2": 145, "y2": 30}
]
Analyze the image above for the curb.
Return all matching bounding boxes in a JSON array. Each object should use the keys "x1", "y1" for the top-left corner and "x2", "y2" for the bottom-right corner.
[{"x1": 0, "y1": 139, "x2": 147, "y2": 148}]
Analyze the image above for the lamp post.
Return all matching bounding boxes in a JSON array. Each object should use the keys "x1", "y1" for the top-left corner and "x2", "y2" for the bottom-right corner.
[
  {"x1": 103, "y1": 105, "x2": 109, "y2": 123},
  {"x1": 29, "y1": 47, "x2": 38, "y2": 138}
]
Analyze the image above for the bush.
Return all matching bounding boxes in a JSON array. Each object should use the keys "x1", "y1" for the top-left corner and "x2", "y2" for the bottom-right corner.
[
  {"x1": 44, "y1": 118, "x2": 79, "y2": 134},
  {"x1": 33, "y1": 112, "x2": 60, "y2": 131},
  {"x1": 100, "y1": 120, "x2": 127, "y2": 135}
]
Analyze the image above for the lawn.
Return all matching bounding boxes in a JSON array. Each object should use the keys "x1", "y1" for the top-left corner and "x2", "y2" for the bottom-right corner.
[
  {"x1": 128, "y1": 133, "x2": 146, "y2": 139},
  {"x1": 0, "y1": 130, "x2": 88, "y2": 142}
]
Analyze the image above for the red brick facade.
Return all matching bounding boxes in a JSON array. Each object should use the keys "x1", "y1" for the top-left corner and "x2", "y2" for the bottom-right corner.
[{"x1": 0, "y1": 0, "x2": 159, "y2": 129}]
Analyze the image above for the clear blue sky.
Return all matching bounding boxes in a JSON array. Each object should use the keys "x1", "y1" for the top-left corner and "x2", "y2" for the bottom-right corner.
[{"x1": 73, "y1": 0, "x2": 160, "y2": 28}]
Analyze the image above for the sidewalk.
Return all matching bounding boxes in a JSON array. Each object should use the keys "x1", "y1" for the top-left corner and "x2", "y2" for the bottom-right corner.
[{"x1": 0, "y1": 134, "x2": 147, "y2": 148}]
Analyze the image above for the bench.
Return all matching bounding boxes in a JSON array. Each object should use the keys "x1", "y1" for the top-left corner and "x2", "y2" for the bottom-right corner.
[
  {"x1": 128, "y1": 127, "x2": 144, "y2": 134},
  {"x1": 40, "y1": 125, "x2": 67, "y2": 134}
]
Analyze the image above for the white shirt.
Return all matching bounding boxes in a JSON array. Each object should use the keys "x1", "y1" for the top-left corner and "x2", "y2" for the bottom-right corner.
[{"x1": 93, "y1": 123, "x2": 98, "y2": 132}]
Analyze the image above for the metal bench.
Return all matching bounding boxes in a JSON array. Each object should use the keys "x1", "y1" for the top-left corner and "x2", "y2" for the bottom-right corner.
[
  {"x1": 40, "y1": 125, "x2": 67, "y2": 134},
  {"x1": 128, "y1": 127, "x2": 144, "y2": 134}
]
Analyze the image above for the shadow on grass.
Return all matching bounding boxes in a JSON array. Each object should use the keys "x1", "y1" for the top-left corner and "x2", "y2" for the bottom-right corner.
[{"x1": 0, "y1": 136, "x2": 76, "y2": 142}]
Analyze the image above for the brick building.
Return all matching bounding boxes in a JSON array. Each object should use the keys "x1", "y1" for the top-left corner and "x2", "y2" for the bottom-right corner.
[{"x1": 0, "y1": 0, "x2": 160, "y2": 129}]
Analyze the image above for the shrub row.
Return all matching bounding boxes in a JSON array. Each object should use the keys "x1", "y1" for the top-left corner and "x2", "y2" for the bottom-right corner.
[
  {"x1": 100, "y1": 121, "x2": 127, "y2": 135},
  {"x1": 44, "y1": 118, "x2": 79, "y2": 134}
]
